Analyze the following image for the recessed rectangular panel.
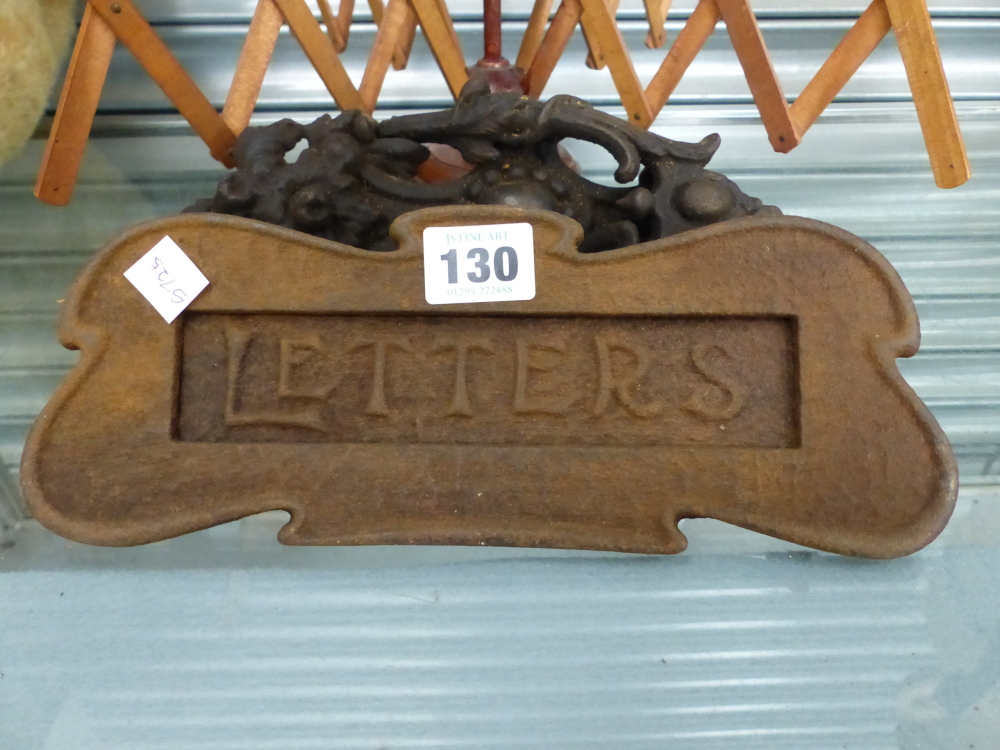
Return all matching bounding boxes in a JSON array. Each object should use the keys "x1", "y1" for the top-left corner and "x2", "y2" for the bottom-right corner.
[{"x1": 177, "y1": 314, "x2": 798, "y2": 447}]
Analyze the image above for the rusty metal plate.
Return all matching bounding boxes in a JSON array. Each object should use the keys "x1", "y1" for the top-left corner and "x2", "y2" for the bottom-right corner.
[{"x1": 21, "y1": 206, "x2": 957, "y2": 557}]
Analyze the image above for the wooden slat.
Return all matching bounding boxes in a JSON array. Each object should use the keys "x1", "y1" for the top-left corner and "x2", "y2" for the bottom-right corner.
[
  {"x1": 396, "y1": 13, "x2": 418, "y2": 70},
  {"x1": 223, "y1": 0, "x2": 285, "y2": 135},
  {"x1": 883, "y1": 0, "x2": 970, "y2": 188},
  {"x1": 578, "y1": 0, "x2": 654, "y2": 125},
  {"x1": 515, "y1": 0, "x2": 554, "y2": 71},
  {"x1": 359, "y1": 0, "x2": 412, "y2": 111},
  {"x1": 34, "y1": 5, "x2": 117, "y2": 206},
  {"x1": 89, "y1": 0, "x2": 237, "y2": 166},
  {"x1": 271, "y1": 0, "x2": 364, "y2": 110},
  {"x1": 338, "y1": 0, "x2": 356, "y2": 46},
  {"x1": 583, "y1": 0, "x2": 620, "y2": 70},
  {"x1": 316, "y1": 0, "x2": 346, "y2": 51},
  {"x1": 524, "y1": 0, "x2": 582, "y2": 98},
  {"x1": 407, "y1": 0, "x2": 468, "y2": 98},
  {"x1": 646, "y1": 0, "x2": 720, "y2": 114},
  {"x1": 644, "y1": 0, "x2": 672, "y2": 48},
  {"x1": 431, "y1": 0, "x2": 463, "y2": 60},
  {"x1": 789, "y1": 0, "x2": 891, "y2": 137},
  {"x1": 368, "y1": 0, "x2": 414, "y2": 69},
  {"x1": 714, "y1": 0, "x2": 799, "y2": 151}
]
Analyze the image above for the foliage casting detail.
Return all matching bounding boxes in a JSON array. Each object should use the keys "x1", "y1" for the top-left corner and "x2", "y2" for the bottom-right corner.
[{"x1": 188, "y1": 78, "x2": 779, "y2": 252}]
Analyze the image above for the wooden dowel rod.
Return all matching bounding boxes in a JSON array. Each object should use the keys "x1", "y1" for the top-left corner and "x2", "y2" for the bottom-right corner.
[
  {"x1": 515, "y1": 0, "x2": 554, "y2": 71},
  {"x1": 578, "y1": 0, "x2": 653, "y2": 125},
  {"x1": 89, "y1": 0, "x2": 237, "y2": 166},
  {"x1": 408, "y1": 0, "x2": 468, "y2": 98},
  {"x1": 35, "y1": 5, "x2": 116, "y2": 205},
  {"x1": 223, "y1": 0, "x2": 285, "y2": 135},
  {"x1": 272, "y1": 0, "x2": 364, "y2": 110},
  {"x1": 483, "y1": 0, "x2": 503, "y2": 60},
  {"x1": 645, "y1": 0, "x2": 719, "y2": 114},
  {"x1": 359, "y1": 0, "x2": 411, "y2": 111},
  {"x1": 714, "y1": 0, "x2": 799, "y2": 151},
  {"x1": 883, "y1": 0, "x2": 969, "y2": 188},
  {"x1": 789, "y1": 0, "x2": 891, "y2": 136},
  {"x1": 524, "y1": 0, "x2": 582, "y2": 98}
]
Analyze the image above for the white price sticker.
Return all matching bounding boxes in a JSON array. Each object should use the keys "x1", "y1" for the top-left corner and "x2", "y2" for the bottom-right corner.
[
  {"x1": 423, "y1": 222, "x2": 535, "y2": 305},
  {"x1": 123, "y1": 236, "x2": 209, "y2": 323}
]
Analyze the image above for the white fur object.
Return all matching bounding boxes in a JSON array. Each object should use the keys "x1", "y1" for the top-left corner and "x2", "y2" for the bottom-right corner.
[{"x1": 0, "y1": 0, "x2": 76, "y2": 165}]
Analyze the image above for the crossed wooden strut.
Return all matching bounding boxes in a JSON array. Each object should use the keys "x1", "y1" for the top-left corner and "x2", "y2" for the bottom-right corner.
[
  {"x1": 517, "y1": 0, "x2": 968, "y2": 188},
  {"x1": 35, "y1": 0, "x2": 968, "y2": 206}
]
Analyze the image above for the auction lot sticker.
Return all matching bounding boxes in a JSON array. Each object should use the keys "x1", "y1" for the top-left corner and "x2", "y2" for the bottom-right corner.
[{"x1": 423, "y1": 223, "x2": 535, "y2": 305}]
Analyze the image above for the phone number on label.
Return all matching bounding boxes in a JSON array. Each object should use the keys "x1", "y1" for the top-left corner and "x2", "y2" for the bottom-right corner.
[{"x1": 446, "y1": 285, "x2": 515, "y2": 297}]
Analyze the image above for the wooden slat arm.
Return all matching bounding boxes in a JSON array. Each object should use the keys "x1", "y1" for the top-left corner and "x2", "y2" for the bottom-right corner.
[
  {"x1": 89, "y1": 0, "x2": 237, "y2": 165},
  {"x1": 644, "y1": 0, "x2": 672, "y2": 49},
  {"x1": 316, "y1": 0, "x2": 346, "y2": 51},
  {"x1": 396, "y1": 14, "x2": 418, "y2": 70},
  {"x1": 883, "y1": 0, "x2": 969, "y2": 188},
  {"x1": 369, "y1": 0, "x2": 416, "y2": 69},
  {"x1": 432, "y1": 0, "x2": 463, "y2": 57},
  {"x1": 35, "y1": 5, "x2": 117, "y2": 206},
  {"x1": 524, "y1": 0, "x2": 582, "y2": 98},
  {"x1": 271, "y1": 0, "x2": 364, "y2": 110},
  {"x1": 338, "y1": 0, "x2": 356, "y2": 47},
  {"x1": 645, "y1": 0, "x2": 720, "y2": 115},
  {"x1": 223, "y1": 0, "x2": 285, "y2": 135},
  {"x1": 578, "y1": 0, "x2": 653, "y2": 125},
  {"x1": 789, "y1": 0, "x2": 891, "y2": 136},
  {"x1": 515, "y1": 0, "x2": 555, "y2": 71},
  {"x1": 714, "y1": 0, "x2": 799, "y2": 151},
  {"x1": 583, "y1": 0, "x2": 620, "y2": 70},
  {"x1": 360, "y1": 0, "x2": 413, "y2": 111},
  {"x1": 407, "y1": 0, "x2": 468, "y2": 98}
]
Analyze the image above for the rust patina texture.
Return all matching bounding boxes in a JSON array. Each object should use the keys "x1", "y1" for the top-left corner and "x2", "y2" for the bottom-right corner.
[
  {"x1": 186, "y1": 80, "x2": 779, "y2": 253},
  {"x1": 21, "y1": 206, "x2": 957, "y2": 557}
]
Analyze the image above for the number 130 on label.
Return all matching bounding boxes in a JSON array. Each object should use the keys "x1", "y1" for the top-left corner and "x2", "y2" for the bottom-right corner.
[{"x1": 423, "y1": 222, "x2": 536, "y2": 305}]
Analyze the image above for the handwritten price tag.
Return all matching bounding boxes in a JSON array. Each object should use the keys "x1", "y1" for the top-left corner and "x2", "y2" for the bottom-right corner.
[
  {"x1": 423, "y1": 223, "x2": 535, "y2": 305},
  {"x1": 123, "y1": 236, "x2": 209, "y2": 323}
]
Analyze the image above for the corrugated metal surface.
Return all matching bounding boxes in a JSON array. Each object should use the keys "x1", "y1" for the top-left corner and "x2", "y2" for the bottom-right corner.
[
  {"x1": 0, "y1": 2, "x2": 998, "y2": 747},
  {"x1": 3, "y1": 493, "x2": 1000, "y2": 750}
]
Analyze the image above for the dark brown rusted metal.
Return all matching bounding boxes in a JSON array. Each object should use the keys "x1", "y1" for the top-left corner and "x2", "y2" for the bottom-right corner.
[
  {"x1": 186, "y1": 80, "x2": 778, "y2": 252},
  {"x1": 21, "y1": 206, "x2": 957, "y2": 557}
]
